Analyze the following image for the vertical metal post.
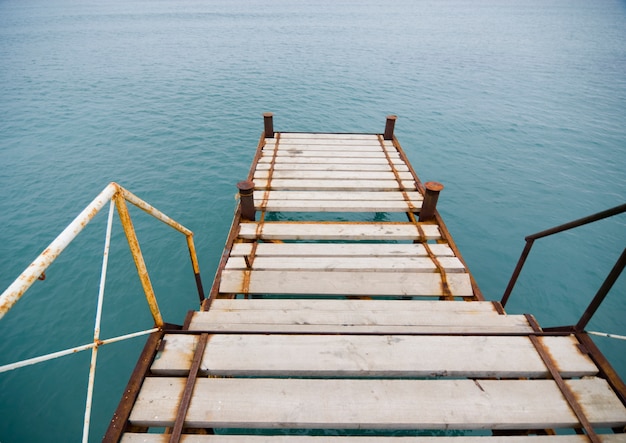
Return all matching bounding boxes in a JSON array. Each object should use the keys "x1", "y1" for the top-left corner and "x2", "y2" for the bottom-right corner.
[
  {"x1": 418, "y1": 181, "x2": 444, "y2": 222},
  {"x1": 501, "y1": 239, "x2": 535, "y2": 308},
  {"x1": 263, "y1": 112, "x2": 274, "y2": 138},
  {"x1": 384, "y1": 115, "x2": 397, "y2": 140},
  {"x1": 185, "y1": 234, "x2": 205, "y2": 303},
  {"x1": 114, "y1": 194, "x2": 164, "y2": 328},
  {"x1": 237, "y1": 180, "x2": 256, "y2": 221},
  {"x1": 575, "y1": 247, "x2": 626, "y2": 332}
]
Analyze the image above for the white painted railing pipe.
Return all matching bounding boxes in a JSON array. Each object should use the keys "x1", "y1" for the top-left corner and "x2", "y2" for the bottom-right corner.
[{"x1": 0, "y1": 183, "x2": 118, "y2": 320}]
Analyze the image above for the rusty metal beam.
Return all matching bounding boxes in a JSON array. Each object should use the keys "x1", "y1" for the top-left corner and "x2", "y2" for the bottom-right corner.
[
  {"x1": 529, "y1": 334, "x2": 600, "y2": 442},
  {"x1": 102, "y1": 329, "x2": 165, "y2": 442},
  {"x1": 114, "y1": 194, "x2": 164, "y2": 328},
  {"x1": 169, "y1": 333, "x2": 209, "y2": 442},
  {"x1": 576, "y1": 332, "x2": 626, "y2": 407}
]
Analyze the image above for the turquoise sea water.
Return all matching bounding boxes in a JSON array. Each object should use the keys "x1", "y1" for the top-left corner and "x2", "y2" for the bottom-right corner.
[{"x1": 1, "y1": 0, "x2": 625, "y2": 440}]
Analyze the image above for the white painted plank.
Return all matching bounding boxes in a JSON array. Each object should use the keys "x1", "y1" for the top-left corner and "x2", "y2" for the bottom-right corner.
[
  {"x1": 121, "y1": 434, "x2": 626, "y2": 443},
  {"x1": 258, "y1": 156, "x2": 400, "y2": 165},
  {"x1": 208, "y1": 298, "x2": 498, "y2": 313},
  {"x1": 254, "y1": 170, "x2": 414, "y2": 180},
  {"x1": 274, "y1": 133, "x2": 381, "y2": 142},
  {"x1": 262, "y1": 151, "x2": 401, "y2": 159},
  {"x1": 252, "y1": 191, "x2": 423, "y2": 201},
  {"x1": 238, "y1": 222, "x2": 441, "y2": 241},
  {"x1": 256, "y1": 199, "x2": 421, "y2": 212},
  {"x1": 229, "y1": 242, "x2": 454, "y2": 257},
  {"x1": 218, "y1": 270, "x2": 473, "y2": 296},
  {"x1": 255, "y1": 162, "x2": 410, "y2": 172},
  {"x1": 274, "y1": 144, "x2": 385, "y2": 151},
  {"x1": 129, "y1": 377, "x2": 626, "y2": 429},
  {"x1": 224, "y1": 256, "x2": 466, "y2": 272},
  {"x1": 151, "y1": 334, "x2": 598, "y2": 378},
  {"x1": 190, "y1": 309, "x2": 530, "y2": 331},
  {"x1": 253, "y1": 179, "x2": 417, "y2": 191}
]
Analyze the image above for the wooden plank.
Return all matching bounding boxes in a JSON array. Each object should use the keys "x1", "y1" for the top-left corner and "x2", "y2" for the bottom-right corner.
[
  {"x1": 255, "y1": 162, "x2": 410, "y2": 172},
  {"x1": 273, "y1": 144, "x2": 385, "y2": 151},
  {"x1": 253, "y1": 179, "x2": 417, "y2": 191},
  {"x1": 121, "y1": 434, "x2": 626, "y2": 442},
  {"x1": 254, "y1": 170, "x2": 414, "y2": 180},
  {"x1": 218, "y1": 270, "x2": 472, "y2": 297},
  {"x1": 151, "y1": 334, "x2": 598, "y2": 378},
  {"x1": 189, "y1": 308, "x2": 531, "y2": 332},
  {"x1": 207, "y1": 298, "x2": 497, "y2": 313},
  {"x1": 274, "y1": 133, "x2": 382, "y2": 142},
  {"x1": 258, "y1": 156, "x2": 401, "y2": 165},
  {"x1": 129, "y1": 377, "x2": 626, "y2": 429},
  {"x1": 256, "y1": 199, "x2": 421, "y2": 212},
  {"x1": 237, "y1": 222, "x2": 441, "y2": 241},
  {"x1": 230, "y1": 242, "x2": 454, "y2": 257},
  {"x1": 262, "y1": 151, "x2": 401, "y2": 159},
  {"x1": 224, "y1": 256, "x2": 466, "y2": 272},
  {"x1": 252, "y1": 191, "x2": 423, "y2": 201}
]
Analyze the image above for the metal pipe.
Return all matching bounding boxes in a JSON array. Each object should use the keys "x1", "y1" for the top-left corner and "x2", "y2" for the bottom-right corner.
[
  {"x1": 186, "y1": 234, "x2": 205, "y2": 303},
  {"x1": 82, "y1": 200, "x2": 115, "y2": 443},
  {"x1": 500, "y1": 239, "x2": 535, "y2": 308},
  {"x1": 575, "y1": 247, "x2": 626, "y2": 332},
  {"x1": 237, "y1": 180, "x2": 256, "y2": 221},
  {"x1": 528, "y1": 203, "x2": 626, "y2": 241},
  {"x1": 0, "y1": 327, "x2": 159, "y2": 373},
  {"x1": 418, "y1": 181, "x2": 444, "y2": 222},
  {"x1": 0, "y1": 183, "x2": 118, "y2": 320},
  {"x1": 114, "y1": 194, "x2": 164, "y2": 327},
  {"x1": 383, "y1": 115, "x2": 397, "y2": 140},
  {"x1": 121, "y1": 187, "x2": 192, "y2": 236},
  {"x1": 263, "y1": 112, "x2": 274, "y2": 138}
]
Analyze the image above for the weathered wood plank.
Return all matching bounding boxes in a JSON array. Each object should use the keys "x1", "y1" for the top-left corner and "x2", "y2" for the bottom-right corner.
[
  {"x1": 207, "y1": 298, "x2": 496, "y2": 313},
  {"x1": 261, "y1": 151, "x2": 401, "y2": 159},
  {"x1": 121, "y1": 434, "x2": 626, "y2": 443},
  {"x1": 254, "y1": 170, "x2": 414, "y2": 180},
  {"x1": 255, "y1": 199, "x2": 421, "y2": 212},
  {"x1": 189, "y1": 309, "x2": 531, "y2": 332},
  {"x1": 129, "y1": 377, "x2": 626, "y2": 429},
  {"x1": 229, "y1": 242, "x2": 454, "y2": 257},
  {"x1": 252, "y1": 191, "x2": 423, "y2": 201},
  {"x1": 151, "y1": 334, "x2": 598, "y2": 378},
  {"x1": 237, "y1": 222, "x2": 441, "y2": 241},
  {"x1": 273, "y1": 144, "x2": 386, "y2": 151},
  {"x1": 218, "y1": 270, "x2": 472, "y2": 296},
  {"x1": 253, "y1": 179, "x2": 417, "y2": 191},
  {"x1": 255, "y1": 162, "x2": 410, "y2": 172},
  {"x1": 224, "y1": 256, "x2": 466, "y2": 272},
  {"x1": 258, "y1": 156, "x2": 401, "y2": 165}
]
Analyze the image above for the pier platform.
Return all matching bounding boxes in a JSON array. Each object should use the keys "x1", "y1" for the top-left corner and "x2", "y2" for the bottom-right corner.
[{"x1": 106, "y1": 115, "x2": 626, "y2": 442}]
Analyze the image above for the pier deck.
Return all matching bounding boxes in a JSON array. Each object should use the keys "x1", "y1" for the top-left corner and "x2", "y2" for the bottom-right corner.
[{"x1": 108, "y1": 116, "x2": 626, "y2": 442}]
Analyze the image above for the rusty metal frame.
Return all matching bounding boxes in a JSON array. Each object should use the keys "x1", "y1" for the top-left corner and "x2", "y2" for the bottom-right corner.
[
  {"x1": 102, "y1": 328, "x2": 167, "y2": 442},
  {"x1": 391, "y1": 132, "x2": 485, "y2": 301},
  {"x1": 169, "y1": 332, "x2": 209, "y2": 442},
  {"x1": 0, "y1": 182, "x2": 205, "y2": 322},
  {"x1": 501, "y1": 203, "x2": 626, "y2": 308}
]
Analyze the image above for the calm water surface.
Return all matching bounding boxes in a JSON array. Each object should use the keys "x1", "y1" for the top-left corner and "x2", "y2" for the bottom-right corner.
[{"x1": 1, "y1": 0, "x2": 625, "y2": 440}]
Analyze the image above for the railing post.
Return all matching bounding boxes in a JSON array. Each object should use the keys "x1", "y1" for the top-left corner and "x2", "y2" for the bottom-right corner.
[
  {"x1": 575, "y1": 247, "x2": 626, "y2": 332},
  {"x1": 237, "y1": 180, "x2": 256, "y2": 221},
  {"x1": 383, "y1": 114, "x2": 397, "y2": 140},
  {"x1": 263, "y1": 112, "x2": 274, "y2": 139},
  {"x1": 114, "y1": 194, "x2": 164, "y2": 328},
  {"x1": 501, "y1": 239, "x2": 534, "y2": 308},
  {"x1": 418, "y1": 181, "x2": 444, "y2": 222}
]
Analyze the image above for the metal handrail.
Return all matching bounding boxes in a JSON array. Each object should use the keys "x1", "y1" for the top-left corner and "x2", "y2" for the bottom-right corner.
[
  {"x1": 501, "y1": 203, "x2": 626, "y2": 309},
  {"x1": 0, "y1": 182, "x2": 204, "y2": 442}
]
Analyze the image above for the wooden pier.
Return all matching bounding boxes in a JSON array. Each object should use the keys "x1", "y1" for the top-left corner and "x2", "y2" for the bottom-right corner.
[{"x1": 106, "y1": 115, "x2": 626, "y2": 442}]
